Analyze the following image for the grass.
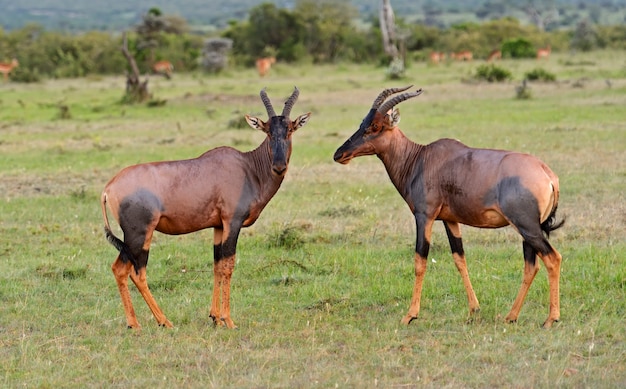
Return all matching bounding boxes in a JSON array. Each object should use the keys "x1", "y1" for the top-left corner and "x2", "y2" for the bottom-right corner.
[{"x1": 1, "y1": 51, "x2": 625, "y2": 387}]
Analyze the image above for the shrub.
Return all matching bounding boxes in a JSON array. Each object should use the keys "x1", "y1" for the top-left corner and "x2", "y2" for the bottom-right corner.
[
  {"x1": 516, "y1": 81, "x2": 532, "y2": 99},
  {"x1": 525, "y1": 68, "x2": 556, "y2": 82},
  {"x1": 474, "y1": 64, "x2": 512, "y2": 82},
  {"x1": 386, "y1": 57, "x2": 406, "y2": 80},
  {"x1": 501, "y1": 38, "x2": 536, "y2": 58}
]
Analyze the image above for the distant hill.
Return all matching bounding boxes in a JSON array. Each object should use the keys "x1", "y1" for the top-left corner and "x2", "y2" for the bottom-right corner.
[{"x1": 0, "y1": 0, "x2": 624, "y2": 33}]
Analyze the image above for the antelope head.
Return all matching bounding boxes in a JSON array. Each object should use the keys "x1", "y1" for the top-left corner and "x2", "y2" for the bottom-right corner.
[
  {"x1": 246, "y1": 87, "x2": 311, "y2": 176},
  {"x1": 333, "y1": 86, "x2": 423, "y2": 164}
]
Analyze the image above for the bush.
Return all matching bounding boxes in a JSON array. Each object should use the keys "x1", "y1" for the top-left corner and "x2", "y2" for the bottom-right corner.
[
  {"x1": 516, "y1": 81, "x2": 532, "y2": 99},
  {"x1": 474, "y1": 64, "x2": 512, "y2": 82},
  {"x1": 525, "y1": 68, "x2": 556, "y2": 82},
  {"x1": 386, "y1": 57, "x2": 406, "y2": 80},
  {"x1": 501, "y1": 38, "x2": 536, "y2": 58}
]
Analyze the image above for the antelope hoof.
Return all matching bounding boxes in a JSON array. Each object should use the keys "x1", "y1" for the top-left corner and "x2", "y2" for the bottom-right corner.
[
  {"x1": 401, "y1": 314, "x2": 417, "y2": 325},
  {"x1": 159, "y1": 319, "x2": 174, "y2": 328},
  {"x1": 209, "y1": 315, "x2": 222, "y2": 327},
  {"x1": 221, "y1": 317, "x2": 238, "y2": 329},
  {"x1": 542, "y1": 318, "x2": 559, "y2": 329}
]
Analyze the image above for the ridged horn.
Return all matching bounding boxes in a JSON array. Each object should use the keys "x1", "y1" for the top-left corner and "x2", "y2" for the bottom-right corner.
[
  {"x1": 281, "y1": 86, "x2": 300, "y2": 117},
  {"x1": 260, "y1": 88, "x2": 276, "y2": 117},
  {"x1": 371, "y1": 85, "x2": 413, "y2": 110},
  {"x1": 377, "y1": 88, "x2": 424, "y2": 115}
]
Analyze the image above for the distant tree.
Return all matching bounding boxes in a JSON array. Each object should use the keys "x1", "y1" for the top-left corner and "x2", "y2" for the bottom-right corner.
[
  {"x1": 475, "y1": 1, "x2": 507, "y2": 19},
  {"x1": 121, "y1": 32, "x2": 150, "y2": 104},
  {"x1": 296, "y1": 0, "x2": 359, "y2": 62},
  {"x1": 225, "y1": 1, "x2": 371, "y2": 65},
  {"x1": 516, "y1": 0, "x2": 559, "y2": 31},
  {"x1": 224, "y1": 3, "x2": 304, "y2": 64},
  {"x1": 379, "y1": 0, "x2": 399, "y2": 60},
  {"x1": 596, "y1": 24, "x2": 626, "y2": 49},
  {"x1": 571, "y1": 19, "x2": 598, "y2": 51},
  {"x1": 135, "y1": 8, "x2": 187, "y2": 67}
]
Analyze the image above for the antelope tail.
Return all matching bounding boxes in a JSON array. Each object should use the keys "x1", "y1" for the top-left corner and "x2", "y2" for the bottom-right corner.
[
  {"x1": 101, "y1": 192, "x2": 139, "y2": 271},
  {"x1": 540, "y1": 184, "x2": 565, "y2": 238},
  {"x1": 541, "y1": 207, "x2": 565, "y2": 237}
]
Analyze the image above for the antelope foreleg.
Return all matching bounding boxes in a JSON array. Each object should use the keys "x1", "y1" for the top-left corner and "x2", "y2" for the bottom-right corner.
[
  {"x1": 111, "y1": 256, "x2": 140, "y2": 329},
  {"x1": 444, "y1": 222, "x2": 480, "y2": 317},
  {"x1": 219, "y1": 255, "x2": 237, "y2": 329},
  {"x1": 402, "y1": 217, "x2": 433, "y2": 325},
  {"x1": 129, "y1": 266, "x2": 173, "y2": 328},
  {"x1": 453, "y1": 253, "x2": 480, "y2": 317},
  {"x1": 210, "y1": 227, "x2": 238, "y2": 329},
  {"x1": 210, "y1": 264, "x2": 223, "y2": 326},
  {"x1": 402, "y1": 253, "x2": 428, "y2": 325}
]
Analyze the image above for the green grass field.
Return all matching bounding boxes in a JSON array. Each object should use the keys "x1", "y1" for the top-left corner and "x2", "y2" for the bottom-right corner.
[{"x1": 1, "y1": 51, "x2": 625, "y2": 387}]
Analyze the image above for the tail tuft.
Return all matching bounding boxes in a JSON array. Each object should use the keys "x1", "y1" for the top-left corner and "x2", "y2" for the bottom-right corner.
[
  {"x1": 541, "y1": 207, "x2": 565, "y2": 238},
  {"x1": 104, "y1": 225, "x2": 139, "y2": 271}
]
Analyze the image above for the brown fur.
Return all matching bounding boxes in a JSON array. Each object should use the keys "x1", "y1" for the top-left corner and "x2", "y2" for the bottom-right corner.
[
  {"x1": 152, "y1": 60, "x2": 173, "y2": 79},
  {"x1": 429, "y1": 52, "x2": 446, "y2": 64},
  {"x1": 451, "y1": 51, "x2": 473, "y2": 61},
  {"x1": 101, "y1": 88, "x2": 311, "y2": 329},
  {"x1": 255, "y1": 57, "x2": 276, "y2": 77},
  {"x1": 487, "y1": 49, "x2": 502, "y2": 62},
  {"x1": 0, "y1": 58, "x2": 19, "y2": 81},
  {"x1": 537, "y1": 46, "x2": 551, "y2": 59},
  {"x1": 334, "y1": 86, "x2": 563, "y2": 328}
]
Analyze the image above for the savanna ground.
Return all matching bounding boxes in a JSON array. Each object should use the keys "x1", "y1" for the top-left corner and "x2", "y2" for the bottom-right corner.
[{"x1": 0, "y1": 50, "x2": 624, "y2": 388}]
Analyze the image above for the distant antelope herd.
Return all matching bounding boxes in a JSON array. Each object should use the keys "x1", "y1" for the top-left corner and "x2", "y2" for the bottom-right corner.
[{"x1": 428, "y1": 45, "x2": 552, "y2": 64}]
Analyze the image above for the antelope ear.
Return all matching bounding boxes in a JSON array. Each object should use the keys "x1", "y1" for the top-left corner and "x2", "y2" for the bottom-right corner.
[
  {"x1": 292, "y1": 112, "x2": 311, "y2": 131},
  {"x1": 245, "y1": 115, "x2": 268, "y2": 133},
  {"x1": 389, "y1": 107, "x2": 401, "y2": 127}
]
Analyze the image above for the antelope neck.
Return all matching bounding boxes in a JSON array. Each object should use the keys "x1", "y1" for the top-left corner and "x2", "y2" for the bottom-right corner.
[
  {"x1": 377, "y1": 129, "x2": 424, "y2": 196},
  {"x1": 247, "y1": 138, "x2": 286, "y2": 190}
]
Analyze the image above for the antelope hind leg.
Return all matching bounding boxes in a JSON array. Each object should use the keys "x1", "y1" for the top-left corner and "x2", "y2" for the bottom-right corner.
[
  {"x1": 539, "y1": 248, "x2": 562, "y2": 328},
  {"x1": 505, "y1": 242, "x2": 540, "y2": 324},
  {"x1": 130, "y1": 266, "x2": 173, "y2": 328},
  {"x1": 111, "y1": 256, "x2": 141, "y2": 329}
]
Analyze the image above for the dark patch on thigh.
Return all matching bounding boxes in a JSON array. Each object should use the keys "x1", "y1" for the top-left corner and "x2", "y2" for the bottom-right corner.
[
  {"x1": 493, "y1": 177, "x2": 552, "y2": 255},
  {"x1": 119, "y1": 189, "x2": 163, "y2": 252}
]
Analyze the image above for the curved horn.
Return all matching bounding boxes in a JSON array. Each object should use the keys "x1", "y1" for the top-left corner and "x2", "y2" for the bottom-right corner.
[
  {"x1": 281, "y1": 86, "x2": 300, "y2": 117},
  {"x1": 371, "y1": 85, "x2": 413, "y2": 110},
  {"x1": 260, "y1": 88, "x2": 276, "y2": 117},
  {"x1": 377, "y1": 88, "x2": 423, "y2": 115}
]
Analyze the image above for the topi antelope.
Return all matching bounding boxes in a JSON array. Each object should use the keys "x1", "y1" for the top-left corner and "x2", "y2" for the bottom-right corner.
[
  {"x1": 334, "y1": 86, "x2": 564, "y2": 328},
  {"x1": 101, "y1": 87, "x2": 311, "y2": 329},
  {"x1": 152, "y1": 60, "x2": 174, "y2": 79},
  {"x1": 256, "y1": 57, "x2": 276, "y2": 77}
]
